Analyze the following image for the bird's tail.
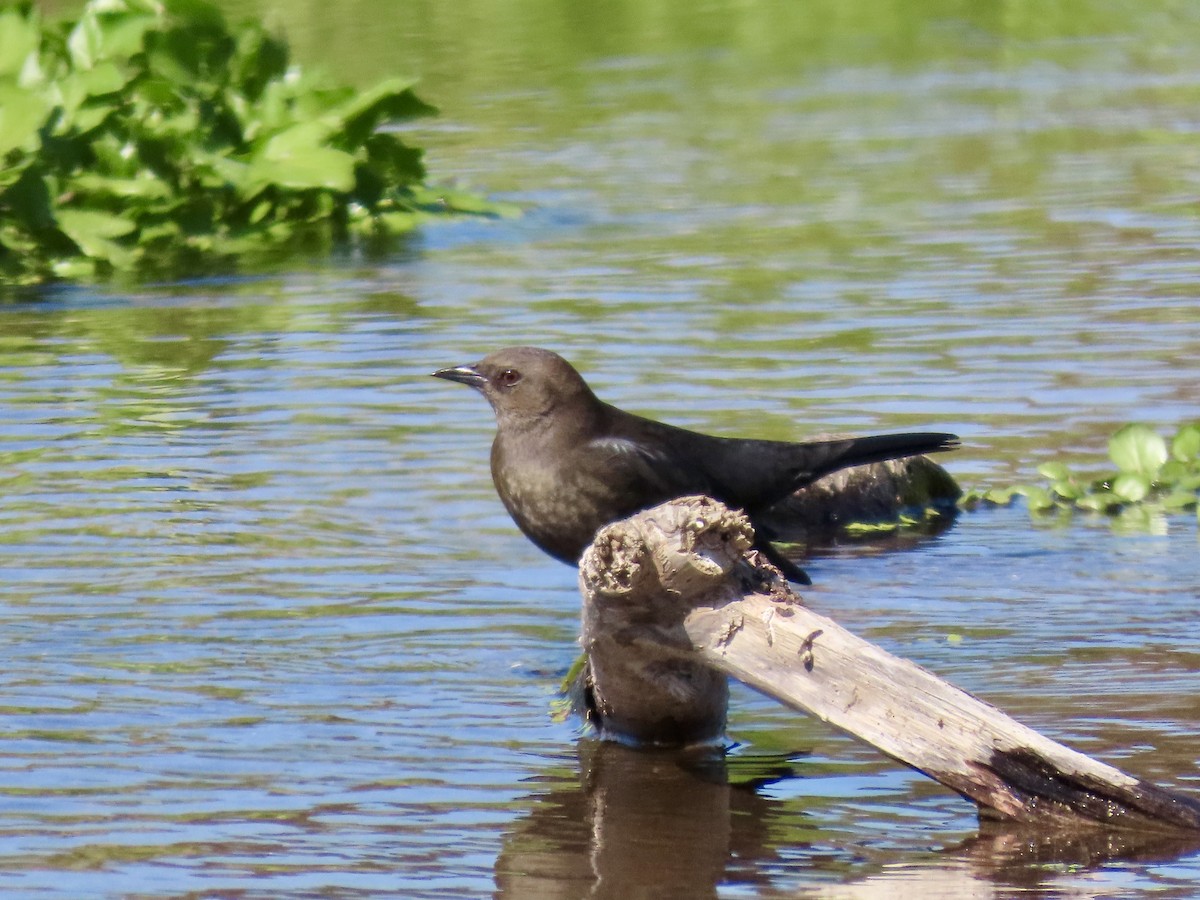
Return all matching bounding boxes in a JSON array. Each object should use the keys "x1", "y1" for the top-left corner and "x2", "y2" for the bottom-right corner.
[{"x1": 807, "y1": 432, "x2": 960, "y2": 483}]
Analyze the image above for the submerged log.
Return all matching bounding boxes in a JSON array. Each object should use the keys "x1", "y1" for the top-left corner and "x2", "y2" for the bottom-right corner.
[
  {"x1": 577, "y1": 496, "x2": 1200, "y2": 830},
  {"x1": 760, "y1": 452, "x2": 961, "y2": 541}
]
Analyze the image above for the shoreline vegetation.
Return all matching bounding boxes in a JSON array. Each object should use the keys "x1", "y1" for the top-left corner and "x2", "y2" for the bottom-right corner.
[{"x1": 0, "y1": 0, "x2": 513, "y2": 285}]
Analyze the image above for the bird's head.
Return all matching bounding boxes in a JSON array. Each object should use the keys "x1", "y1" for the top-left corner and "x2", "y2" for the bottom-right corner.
[{"x1": 432, "y1": 346, "x2": 599, "y2": 431}]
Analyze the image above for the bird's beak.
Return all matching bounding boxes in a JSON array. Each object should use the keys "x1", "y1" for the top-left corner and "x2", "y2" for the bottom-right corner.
[{"x1": 431, "y1": 364, "x2": 487, "y2": 389}]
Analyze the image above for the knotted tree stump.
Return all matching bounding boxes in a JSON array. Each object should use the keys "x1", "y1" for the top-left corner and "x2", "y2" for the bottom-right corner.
[{"x1": 577, "y1": 496, "x2": 1200, "y2": 830}]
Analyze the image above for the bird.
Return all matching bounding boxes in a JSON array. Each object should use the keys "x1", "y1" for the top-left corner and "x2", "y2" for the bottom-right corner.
[{"x1": 432, "y1": 347, "x2": 958, "y2": 584}]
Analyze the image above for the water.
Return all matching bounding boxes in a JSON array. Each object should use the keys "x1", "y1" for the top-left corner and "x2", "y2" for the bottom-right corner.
[{"x1": 3, "y1": 0, "x2": 1200, "y2": 896}]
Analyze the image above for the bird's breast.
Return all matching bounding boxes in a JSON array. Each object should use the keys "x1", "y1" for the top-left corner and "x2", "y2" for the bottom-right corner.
[{"x1": 489, "y1": 435, "x2": 653, "y2": 564}]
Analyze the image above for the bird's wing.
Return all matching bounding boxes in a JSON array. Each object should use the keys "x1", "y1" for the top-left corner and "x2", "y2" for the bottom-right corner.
[
  {"x1": 701, "y1": 432, "x2": 959, "y2": 513},
  {"x1": 589, "y1": 436, "x2": 663, "y2": 462},
  {"x1": 584, "y1": 435, "x2": 702, "y2": 502}
]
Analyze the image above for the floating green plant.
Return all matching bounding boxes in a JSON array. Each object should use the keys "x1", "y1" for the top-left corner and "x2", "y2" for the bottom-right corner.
[
  {"x1": 0, "y1": 0, "x2": 513, "y2": 283},
  {"x1": 961, "y1": 423, "x2": 1200, "y2": 523}
]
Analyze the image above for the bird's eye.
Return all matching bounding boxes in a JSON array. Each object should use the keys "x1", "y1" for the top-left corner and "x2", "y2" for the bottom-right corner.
[{"x1": 498, "y1": 368, "x2": 522, "y2": 388}]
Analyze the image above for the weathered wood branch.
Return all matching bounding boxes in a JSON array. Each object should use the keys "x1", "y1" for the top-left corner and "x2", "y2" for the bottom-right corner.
[{"x1": 577, "y1": 495, "x2": 1200, "y2": 830}]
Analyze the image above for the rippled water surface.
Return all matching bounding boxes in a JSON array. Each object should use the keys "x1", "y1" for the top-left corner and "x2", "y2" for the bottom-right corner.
[{"x1": 3, "y1": 1, "x2": 1200, "y2": 896}]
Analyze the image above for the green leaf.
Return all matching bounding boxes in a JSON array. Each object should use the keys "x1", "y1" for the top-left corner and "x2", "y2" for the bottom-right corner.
[
  {"x1": 74, "y1": 59, "x2": 129, "y2": 98},
  {"x1": 53, "y1": 64, "x2": 129, "y2": 130},
  {"x1": 250, "y1": 123, "x2": 357, "y2": 192},
  {"x1": 71, "y1": 172, "x2": 171, "y2": 200},
  {"x1": 414, "y1": 184, "x2": 520, "y2": 217},
  {"x1": 231, "y1": 27, "x2": 288, "y2": 99},
  {"x1": 93, "y1": 5, "x2": 160, "y2": 60},
  {"x1": 162, "y1": 0, "x2": 228, "y2": 30},
  {"x1": 363, "y1": 133, "x2": 426, "y2": 186},
  {"x1": 331, "y1": 77, "x2": 434, "y2": 147},
  {"x1": 1160, "y1": 459, "x2": 1187, "y2": 483},
  {"x1": 375, "y1": 210, "x2": 420, "y2": 232},
  {"x1": 1160, "y1": 489, "x2": 1197, "y2": 511},
  {"x1": 0, "y1": 82, "x2": 48, "y2": 156},
  {"x1": 1111, "y1": 472, "x2": 1150, "y2": 503},
  {"x1": 843, "y1": 520, "x2": 900, "y2": 535},
  {"x1": 1172, "y1": 424, "x2": 1200, "y2": 463},
  {"x1": 1, "y1": 166, "x2": 54, "y2": 229},
  {"x1": 56, "y1": 207, "x2": 138, "y2": 265},
  {"x1": 144, "y1": 13, "x2": 235, "y2": 85},
  {"x1": 1018, "y1": 485, "x2": 1056, "y2": 512},
  {"x1": 985, "y1": 486, "x2": 1017, "y2": 505},
  {"x1": 56, "y1": 207, "x2": 137, "y2": 240},
  {"x1": 1037, "y1": 461, "x2": 1071, "y2": 482},
  {"x1": 137, "y1": 219, "x2": 182, "y2": 245},
  {"x1": 0, "y1": 8, "x2": 41, "y2": 78},
  {"x1": 51, "y1": 257, "x2": 99, "y2": 279},
  {"x1": 1050, "y1": 479, "x2": 1083, "y2": 500},
  {"x1": 66, "y1": 5, "x2": 104, "y2": 70},
  {"x1": 1109, "y1": 424, "x2": 1168, "y2": 476},
  {"x1": 1076, "y1": 491, "x2": 1118, "y2": 513}
]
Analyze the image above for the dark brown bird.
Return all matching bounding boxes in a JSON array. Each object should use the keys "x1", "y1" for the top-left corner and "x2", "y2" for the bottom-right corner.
[{"x1": 432, "y1": 347, "x2": 958, "y2": 584}]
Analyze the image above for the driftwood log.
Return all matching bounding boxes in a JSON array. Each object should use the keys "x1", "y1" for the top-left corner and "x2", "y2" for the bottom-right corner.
[
  {"x1": 578, "y1": 495, "x2": 1200, "y2": 830},
  {"x1": 761, "y1": 452, "x2": 960, "y2": 541}
]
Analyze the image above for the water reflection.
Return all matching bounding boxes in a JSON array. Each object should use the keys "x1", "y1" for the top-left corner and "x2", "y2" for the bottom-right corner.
[
  {"x1": 2, "y1": 252, "x2": 1198, "y2": 896},
  {"x1": 5, "y1": 0, "x2": 1200, "y2": 895},
  {"x1": 497, "y1": 741, "x2": 1200, "y2": 899},
  {"x1": 496, "y1": 741, "x2": 793, "y2": 898},
  {"x1": 2, "y1": 262, "x2": 1198, "y2": 895}
]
